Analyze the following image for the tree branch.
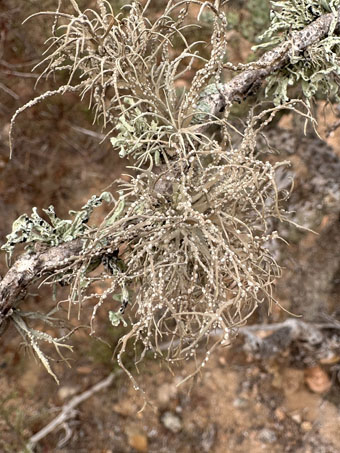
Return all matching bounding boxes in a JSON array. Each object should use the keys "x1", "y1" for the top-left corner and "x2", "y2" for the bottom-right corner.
[
  {"x1": 207, "y1": 10, "x2": 340, "y2": 117},
  {"x1": 1, "y1": 9, "x2": 340, "y2": 333},
  {"x1": 210, "y1": 318, "x2": 340, "y2": 361},
  {"x1": 27, "y1": 370, "x2": 121, "y2": 449},
  {"x1": 0, "y1": 240, "x2": 83, "y2": 334}
]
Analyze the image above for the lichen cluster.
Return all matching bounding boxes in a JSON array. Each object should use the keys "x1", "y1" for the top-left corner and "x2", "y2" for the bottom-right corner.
[
  {"x1": 255, "y1": 0, "x2": 340, "y2": 103},
  {"x1": 4, "y1": 0, "x2": 326, "y2": 384},
  {"x1": 1, "y1": 192, "x2": 112, "y2": 263},
  {"x1": 89, "y1": 119, "x2": 289, "y2": 380}
]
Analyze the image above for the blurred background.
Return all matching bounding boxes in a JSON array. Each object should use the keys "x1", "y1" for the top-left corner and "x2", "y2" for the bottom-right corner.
[{"x1": 0, "y1": 1, "x2": 339, "y2": 452}]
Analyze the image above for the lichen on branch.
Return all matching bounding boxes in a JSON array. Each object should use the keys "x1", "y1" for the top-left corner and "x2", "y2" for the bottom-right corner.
[{"x1": 2, "y1": 0, "x2": 340, "y2": 385}]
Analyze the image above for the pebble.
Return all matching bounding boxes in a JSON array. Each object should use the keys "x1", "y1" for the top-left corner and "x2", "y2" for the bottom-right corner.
[
  {"x1": 274, "y1": 407, "x2": 285, "y2": 421},
  {"x1": 301, "y1": 421, "x2": 312, "y2": 432},
  {"x1": 125, "y1": 425, "x2": 148, "y2": 453},
  {"x1": 129, "y1": 434, "x2": 148, "y2": 452},
  {"x1": 157, "y1": 382, "x2": 178, "y2": 406},
  {"x1": 161, "y1": 411, "x2": 182, "y2": 433},
  {"x1": 128, "y1": 433, "x2": 148, "y2": 452},
  {"x1": 76, "y1": 365, "x2": 93, "y2": 374},
  {"x1": 57, "y1": 385, "x2": 78, "y2": 400},
  {"x1": 258, "y1": 428, "x2": 277, "y2": 444},
  {"x1": 291, "y1": 413, "x2": 302, "y2": 424},
  {"x1": 304, "y1": 366, "x2": 332, "y2": 393},
  {"x1": 233, "y1": 397, "x2": 249, "y2": 409}
]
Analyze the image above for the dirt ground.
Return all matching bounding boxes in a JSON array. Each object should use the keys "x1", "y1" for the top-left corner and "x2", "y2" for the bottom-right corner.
[
  {"x1": 2, "y1": 328, "x2": 340, "y2": 453},
  {"x1": 1, "y1": 1, "x2": 340, "y2": 452}
]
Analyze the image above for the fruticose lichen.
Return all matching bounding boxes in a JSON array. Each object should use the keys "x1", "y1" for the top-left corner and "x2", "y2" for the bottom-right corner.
[{"x1": 3, "y1": 0, "x2": 337, "y2": 386}]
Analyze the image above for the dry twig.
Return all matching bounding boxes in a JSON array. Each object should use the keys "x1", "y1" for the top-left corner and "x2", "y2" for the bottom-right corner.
[{"x1": 27, "y1": 370, "x2": 120, "y2": 450}]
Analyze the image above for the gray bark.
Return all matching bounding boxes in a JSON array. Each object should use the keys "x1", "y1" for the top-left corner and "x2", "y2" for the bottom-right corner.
[{"x1": 0, "y1": 240, "x2": 83, "y2": 334}]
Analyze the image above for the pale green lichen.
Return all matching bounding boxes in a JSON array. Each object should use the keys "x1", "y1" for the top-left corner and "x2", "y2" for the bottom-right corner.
[
  {"x1": 109, "y1": 310, "x2": 127, "y2": 327},
  {"x1": 110, "y1": 98, "x2": 171, "y2": 167},
  {"x1": 1, "y1": 192, "x2": 113, "y2": 262},
  {"x1": 255, "y1": 0, "x2": 340, "y2": 104},
  {"x1": 257, "y1": 0, "x2": 338, "y2": 46},
  {"x1": 192, "y1": 82, "x2": 225, "y2": 124}
]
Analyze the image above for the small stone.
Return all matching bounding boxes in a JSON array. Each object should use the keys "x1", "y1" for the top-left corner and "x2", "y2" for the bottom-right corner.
[
  {"x1": 274, "y1": 407, "x2": 285, "y2": 421},
  {"x1": 201, "y1": 424, "x2": 217, "y2": 452},
  {"x1": 258, "y1": 428, "x2": 277, "y2": 444},
  {"x1": 157, "y1": 382, "x2": 177, "y2": 406},
  {"x1": 218, "y1": 356, "x2": 227, "y2": 366},
  {"x1": 76, "y1": 365, "x2": 92, "y2": 374},
  {"x1": 161, "y1": 411, "x2": 182, "y2": 433},
  {"x1": 125, "y1": 426, "x2": 148, "y2": 453},
  {"x1": 233, "y1": 397, "x2": 249, "y2": 409},
  {"x1": 301, "y1": 421, "x2": 312, "y2": 432},
  {"x1": 304, "y1": 366, "x2": 332, "y2": 393},
  {"x1": 128, "y1": 433, "x2": 148, "y2": 452},
  {"x1": 57, "y1": 385, "x2": 78, "y2": 400},
  {"x1": 291, "y1": 413, "x2": 302, "y2": 424}
]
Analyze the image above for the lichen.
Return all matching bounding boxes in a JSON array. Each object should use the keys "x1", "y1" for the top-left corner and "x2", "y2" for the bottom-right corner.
[
  {"x1": 255, "y1": 0, "x2": 340, "y2": 104},
  {"x1": 3, "y1": 0, "x2": 337, "y2": 387},
  {"x1": 110, "y1": 98, "x2": 171, "y2": 166},
  {"x1": 1, "y1": 192, "x2": 113, "y2": 263}
]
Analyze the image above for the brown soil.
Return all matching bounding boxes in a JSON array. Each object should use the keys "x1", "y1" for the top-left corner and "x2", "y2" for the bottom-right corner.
[{"x1": 1, "y1": 336, "x2": 340, "y2": 453}]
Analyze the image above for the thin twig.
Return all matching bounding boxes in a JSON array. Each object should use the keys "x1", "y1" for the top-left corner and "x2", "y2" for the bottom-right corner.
[{"x1": 27, "y1": 370, "x2": 121, "y2": 448}]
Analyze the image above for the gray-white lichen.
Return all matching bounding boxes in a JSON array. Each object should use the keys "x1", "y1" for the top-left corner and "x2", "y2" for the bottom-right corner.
[{"x1": 2, "y1": 0, "x2": 339, "y2": 385}]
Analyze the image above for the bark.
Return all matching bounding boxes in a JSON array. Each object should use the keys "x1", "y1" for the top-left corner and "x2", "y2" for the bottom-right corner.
[
  {"x1": 238, "y1": 318, "x2": 340, "y2": 362},
  {"x1": 206, "y1": 10, "x2": 340, "y2": 118},
  {"x1": 0, "y1": 240, "x2": 83, "y2": 334}
]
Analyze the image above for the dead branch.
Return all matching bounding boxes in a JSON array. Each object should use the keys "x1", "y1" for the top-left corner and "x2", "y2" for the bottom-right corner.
[
  {"x1": 239, "y1": 319, "x2": 323, "y2": 357},
  {"x1": 27, "y1": 370, "x2": 121, "y2": 449},
  {"x1": 238, "y1": 318, "x2": 340, "y2": 362},
  {"x1": 158, "y1": 318, "x2": 340, "y2": 364}
]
